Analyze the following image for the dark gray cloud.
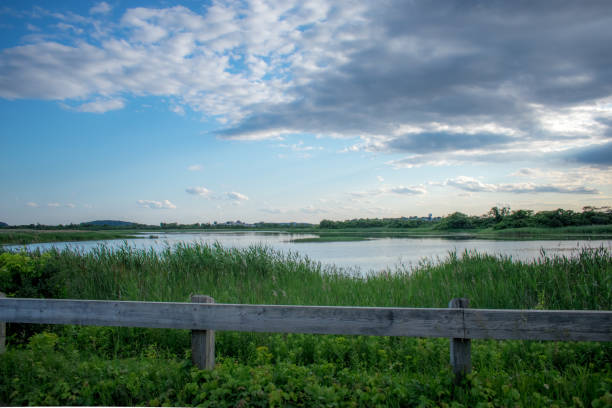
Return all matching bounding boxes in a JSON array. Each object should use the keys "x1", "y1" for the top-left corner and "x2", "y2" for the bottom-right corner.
[
  {"x1": 219, "y1": 1, "x2": 612, "y2": 147},
  {"x1": 387, "y1": 132, "x2": 515, "y2": 154},
  {"x1": 564, "y1": 141, "x2": 612, "y2": 166}
]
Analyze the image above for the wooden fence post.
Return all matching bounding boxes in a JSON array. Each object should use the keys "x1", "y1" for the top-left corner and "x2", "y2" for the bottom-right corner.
[
  {"x1": 191, "y1": 295, "x2": 215, "y2": 370},
  {"x1": 0, "y1": 292, "x2": 5, "y2": 354},
  {"x1": 449, "y1": 298, "x2": 471, "y2": 384}
]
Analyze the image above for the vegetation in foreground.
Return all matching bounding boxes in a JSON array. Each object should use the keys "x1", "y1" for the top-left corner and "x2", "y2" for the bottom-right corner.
[{"x1": 0, "y1": 244, "x2": 611, "y2": 406}]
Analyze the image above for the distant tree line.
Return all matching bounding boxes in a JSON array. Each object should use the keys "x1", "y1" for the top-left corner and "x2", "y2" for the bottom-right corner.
[
  {"x1": 0, "y1": 221, "x2": 313, "y2": 230},
  {"x1": 2, "y1": 206, "x2": 610, "y2": 231},
  {"x1": 319, "y1": 218, "x2": 430, "y2": 229},
  {"x1": 319, "y1": 206, "x2": 612, "y2": 230}
]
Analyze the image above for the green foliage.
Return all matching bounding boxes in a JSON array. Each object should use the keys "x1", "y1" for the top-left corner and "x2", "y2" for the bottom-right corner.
[
  {"x1": 0, "y1": 251, "x2": 63, "y2": 298},
  {"x1": 320, "y1": 217, "x2": 428, "y2": 229},
  {"x1": 0, "y1": 244, "x2": 611, "y2": 406},
  {"x1": 1, "y1": 333, "x2": 610, "y2": 406},
  {"x1": 319, "y1": 206, "x2": 612, "y2": 233},
  {"x1": 435, "y1": 212, "x2": 475, "y2": 230}
]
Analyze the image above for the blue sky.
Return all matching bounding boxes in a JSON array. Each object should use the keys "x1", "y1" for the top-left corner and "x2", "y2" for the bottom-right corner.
[{"x1": 1, "y1": 1, "x2": 611, "y2": 225}]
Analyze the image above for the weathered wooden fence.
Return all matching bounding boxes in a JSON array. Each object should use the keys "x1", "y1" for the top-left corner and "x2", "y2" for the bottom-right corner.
[{"x1": 0, "y1": 294, "x2": 611, "y2": 383}]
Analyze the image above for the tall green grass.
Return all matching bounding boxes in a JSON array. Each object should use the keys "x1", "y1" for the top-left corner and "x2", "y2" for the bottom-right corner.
[
  {"x1": 0, "y1": 230, "x2": 136, "y2": 245},
  {"x1": 46, "y1": 242, "x2": 611, "y2": 311}
]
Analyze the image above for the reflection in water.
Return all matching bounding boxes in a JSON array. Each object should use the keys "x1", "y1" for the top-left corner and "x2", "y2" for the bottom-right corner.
[{"x1": 5, "y1": 231, "x2": 611, "y2": 274}]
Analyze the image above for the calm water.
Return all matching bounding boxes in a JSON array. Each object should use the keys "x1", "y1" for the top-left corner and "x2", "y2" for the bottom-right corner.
[{"x1": 5, "y1": 231, "x2": 611, "y2": 274}]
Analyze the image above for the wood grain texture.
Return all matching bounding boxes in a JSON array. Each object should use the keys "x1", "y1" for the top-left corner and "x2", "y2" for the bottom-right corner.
[
  {"x1": 0, "y1": 298, "x2": 610, "y2": 341},
  {"x1": 449, "y1": 298, "x2": 471, "y2": 383},
  {"x1": 0, "y1": 298, "x2": 463, "y2": 337},
  {"x1": 191, "y1": 295, "x2": 215, "y2": 370},
  {"x1": 464, "y1": 309, "x2": 612, "y2": 341}
]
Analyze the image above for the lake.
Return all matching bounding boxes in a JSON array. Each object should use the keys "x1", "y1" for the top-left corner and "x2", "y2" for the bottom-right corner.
[{"x1": 6, "y1": 231, "x2": 611, "y2": 274}]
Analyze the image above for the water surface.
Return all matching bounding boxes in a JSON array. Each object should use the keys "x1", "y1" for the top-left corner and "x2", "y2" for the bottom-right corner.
[{"x1": 6, "y1": 231, "x2": 611, "y2": 274}]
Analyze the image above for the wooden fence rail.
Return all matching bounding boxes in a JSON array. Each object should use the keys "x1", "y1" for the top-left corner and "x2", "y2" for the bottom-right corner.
[{"x1": 1, "y1": 295, "x2": 611, "y2": 382}]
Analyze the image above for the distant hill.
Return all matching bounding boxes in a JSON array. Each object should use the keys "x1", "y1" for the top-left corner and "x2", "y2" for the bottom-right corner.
[
  {"x1": 0, "y1": 221, "x2": 8, "y2": 227},
  {"x1": 81, "y1": 220, "x2": 135, "y2": 227}
]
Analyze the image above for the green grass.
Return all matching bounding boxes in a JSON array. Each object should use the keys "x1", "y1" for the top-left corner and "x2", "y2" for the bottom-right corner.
[
  {"x1": 34, "y1": 243, "x2": 609, "y2": 310},
  {"x1": 0, "y1": 229, "x2": 138, "y2": 245},
  {"x1": 0, "y1": 244, "x2": 611, "y2": 406},
  {"x1": 2, "y1": 223, "x2": 612, "y2": 246},
  {"x1": 292, "y1": 224, "x2": 612, "y2": 243}
]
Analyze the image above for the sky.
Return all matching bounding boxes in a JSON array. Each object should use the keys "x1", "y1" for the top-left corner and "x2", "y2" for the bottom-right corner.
[{"x1": 1, "y1": 0, "x2": 611, "y2": 225}]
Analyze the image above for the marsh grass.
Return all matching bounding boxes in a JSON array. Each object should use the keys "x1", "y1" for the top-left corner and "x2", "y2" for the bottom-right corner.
[
  {"x1": 0, "y1": 230, "x2": 137, "y2": 245},
  {"x1": 46, "y1": 242, "x2": 611, "y2": 311}
]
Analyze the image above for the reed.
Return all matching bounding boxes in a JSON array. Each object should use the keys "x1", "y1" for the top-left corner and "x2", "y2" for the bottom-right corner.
[{"x1": 44, "y1": 242, "x2": 610, "y2": 311}]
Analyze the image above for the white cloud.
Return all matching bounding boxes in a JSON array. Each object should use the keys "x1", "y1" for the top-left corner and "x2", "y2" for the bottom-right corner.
[
  {"x1": 259, "y1": 207, "x2": 286, "y2": 214},
  {"x1": 300, "y1": 205, "x2": 326, "y2": 214},
  {"x1": 0, "y1": 3, "x2": 306, "y2": 122},
  {"x1": 510, "y1": 167, "x2": 612, "y2": 186},
  {"x1": 445, "y1": 176, "x2": 599, "y2": 195},
  {"x1": 1, "y1": 0, "x2": 611, "y2": 172},
  {"x1": 377, "y1": 176, "x2": 384, "y2": 182},
  {"x1": 226, "y1": 192, "x2": 249, "y2": 201},
  {"x1": 349, "y1": 185, "x2": 427, "y2": 198},
  {"x1": 187, "y1": 164, "x2": 203, "y2": 171},
  {"x1": 137, "y1": 199, "x2": 176, "y2": 209},
  {"x1": 278, "y1": 140, "x2": 323, "y2": 152},
  {"x1": 386, "y1": 186, "x2": 427, "y2": 195},
  {"x1": 511, "y1": 168, "x2": 539, "y2": 178},
  {"x1": 47, "y1": 202, "x2": 61, "y2": 207},
  {"x1": 90, "y1": 2, "x2": 112, "y2": 15},
  {"x1": 171, "y1": 105, "x2": 185, "y2": 115},
  {"x1": 72, "y1": 98, "x2": 125, "y2": 113},
  {"x1": 25, "y1": 202, "x2": 39, "y2": 208},
  {"x1": 65, "y1": 203, "x2": 76, "y2": 208},
  {"x1": 186, "y1": 186, "x2": 211, "y2": 196}
]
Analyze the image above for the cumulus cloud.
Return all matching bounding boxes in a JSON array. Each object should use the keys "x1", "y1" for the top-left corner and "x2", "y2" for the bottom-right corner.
[
  {"x1": 511, "y1": 166, "x2": 612, "y2": 187},
  {"x1": 185, "y1": 186, "x2": 211, "y2": 196},
  {"x1": 25, "y1": 202, "x2": 38, "y2": 208},
  {"x1": 187, "y1": 164, "x2": 203, "y2": 171},
  {"x1": 71, "y1": 98, "x2": 125, "y2": 113},
  {"x1": 47, "y1": 202, "x2": 61, "y2": 207},
  {"x1": 0, "y1": 1, "x2": 611, "y2": 168},
  {"x1": 386, "y1": 186, "x2": 427, "y2": 195},
  {"x1": 350, "y1": 185, "x2": 427, "y2": 198},
  {"x1": 137, "y1": 199, "x2": 176, "y2": 209},
  {"x1": 90, "y1": 2, "x2": 112, "y2": 15},
  {"x1": 445, "y1": 176, "x2": 599, "y2": 195},
  {"x1": 226, "y1": 192, "x2": 249, "y2": 201}
]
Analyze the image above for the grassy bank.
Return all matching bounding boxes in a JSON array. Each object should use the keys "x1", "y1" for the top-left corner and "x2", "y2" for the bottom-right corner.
[
  {"x1": 0, "y1": 245, "x2": 611, "y2": 406},
  {"x1": 0, "y1": 229, "x2": 138, "y2": 245},
  {"x1": 2, "y1": 223, "x2": 612, "y2": 246},
  {"x1": 291, "y1": 224, "x2": 612, "y2": 242}
]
